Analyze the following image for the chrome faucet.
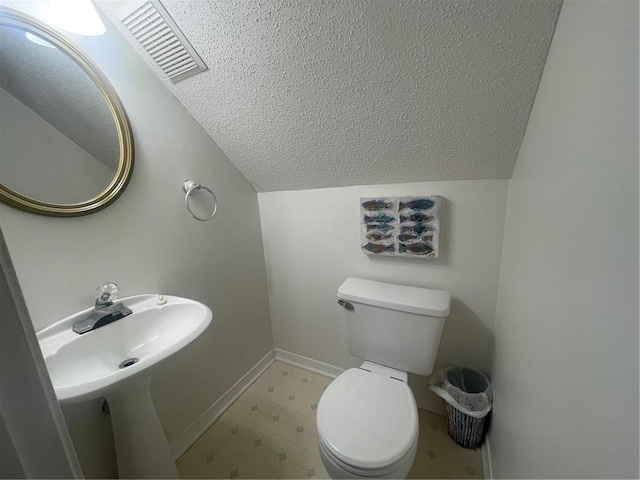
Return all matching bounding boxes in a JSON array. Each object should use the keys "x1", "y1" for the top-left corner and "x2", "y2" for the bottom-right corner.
[{"x1": 72, "y1": 283, "x2": 133, "y2": 334}]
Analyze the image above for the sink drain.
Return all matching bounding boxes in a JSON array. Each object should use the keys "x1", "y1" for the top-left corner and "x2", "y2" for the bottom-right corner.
[{"x1": 119, "y1": 357, "x2": 139, "y2": 369}]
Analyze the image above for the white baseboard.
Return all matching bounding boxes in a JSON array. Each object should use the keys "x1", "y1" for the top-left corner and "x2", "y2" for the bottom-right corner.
[
  {"x1": 169, "y1": 350, "x2": 276, "y2": 459},
  {"x1": 482, "y1": 433, "x2": 493, "y2": 479},
  {"x1": 274, "y1": 348, "x2": 345, "y2": 378}
]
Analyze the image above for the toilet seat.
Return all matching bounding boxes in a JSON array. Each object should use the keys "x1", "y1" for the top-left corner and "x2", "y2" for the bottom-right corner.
[{"x1": 317, "y1": 368, "x2": 419, "y2": 473}]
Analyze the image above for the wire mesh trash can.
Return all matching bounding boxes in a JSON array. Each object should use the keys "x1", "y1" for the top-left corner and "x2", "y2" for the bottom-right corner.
[
  {"x1": 429, "y1": 366, "x2": 492, "y2": 449},
  {"x1": 445, "y1": 402, "x2": 488, "y2": 448}
]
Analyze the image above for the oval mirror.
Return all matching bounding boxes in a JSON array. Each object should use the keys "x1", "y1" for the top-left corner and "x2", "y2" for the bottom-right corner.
[{"x1": 0, "y1": 7, "x2": 133, "y2": 216}]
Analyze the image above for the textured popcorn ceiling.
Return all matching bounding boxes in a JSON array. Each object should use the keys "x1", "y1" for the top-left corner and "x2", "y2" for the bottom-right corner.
[{"x1": 99, "y1": 0, "x2": 562, "y2": 192}]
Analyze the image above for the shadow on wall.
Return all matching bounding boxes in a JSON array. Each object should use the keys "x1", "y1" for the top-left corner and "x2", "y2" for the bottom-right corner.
[
  {"x1": 62, "y1": 402, "x2": 117, "y2": 479},
  {"x1": 433, "y1": 196, "x2": 452, "y2": 266},
  {"x1": 438, "y1": 299, "x2": 495, "y2": 373},
  {"x1": 408, "y1": 299, "x2": 495, "y2": 414}
]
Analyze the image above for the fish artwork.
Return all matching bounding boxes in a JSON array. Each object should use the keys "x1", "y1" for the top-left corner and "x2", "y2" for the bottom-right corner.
[
  {"x1": 366, "y1": 232, "x2": 393, "y2": 241},
  {"x1": 364, "y1": 214, "x2": 396, "y2": 224},
  {"x1": 399, "y1": 242, "x2": 433, "y2": 255},
  {"x1": 365, "y1": 223, "x2": 395, "y2": 233},
  {"x1": 361, "y1": 199, "x2": 393, "y2": 211},
  {"x1": 399, "y1": 198, "x2": 434, "y2": 211},
  {"x1": 363, "y1": 243, "x2": 395, "y2": 254},
  {"x1": 401, "y1": 224, "x2": 434, "y2": 235},
  {"x1": 397, "y1": 233, "x2": 418, "y2": 243},
  {"x1": 361, "y1": 196, "x2": 440, "y2": 258},
  {"x1": 400, "y1": 213, "x2": 433, "y2": 224}
]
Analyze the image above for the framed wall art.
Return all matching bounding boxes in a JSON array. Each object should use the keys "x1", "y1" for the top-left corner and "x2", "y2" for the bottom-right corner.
[{"x1": 361, "y1": 196, "x2": 440, "y2": 259}]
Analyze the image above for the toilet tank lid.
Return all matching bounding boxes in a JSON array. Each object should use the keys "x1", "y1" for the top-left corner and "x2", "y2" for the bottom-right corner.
[{"x1": 337, "y1": 278, "x2": 450, "y2": 317}]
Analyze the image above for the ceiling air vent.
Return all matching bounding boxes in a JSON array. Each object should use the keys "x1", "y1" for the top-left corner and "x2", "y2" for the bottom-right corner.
[{"x1": 122, "y1": 0, "x2": 207, "y2": 83}]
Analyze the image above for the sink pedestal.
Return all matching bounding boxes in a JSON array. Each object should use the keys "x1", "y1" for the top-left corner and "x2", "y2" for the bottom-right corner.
[{"x1": 107, "y1": 375, "x2": 178, "y2": 479}]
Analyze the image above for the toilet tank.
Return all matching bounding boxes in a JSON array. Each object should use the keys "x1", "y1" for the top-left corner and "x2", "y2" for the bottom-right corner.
[{"x1": 337, "y1": 278, "x2": 450, "y2": 376}]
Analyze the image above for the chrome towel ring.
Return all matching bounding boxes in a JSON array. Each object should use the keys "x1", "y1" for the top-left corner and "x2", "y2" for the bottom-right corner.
[{"x1": 182, "y1": 180, "x2": 218, "y2": 222}]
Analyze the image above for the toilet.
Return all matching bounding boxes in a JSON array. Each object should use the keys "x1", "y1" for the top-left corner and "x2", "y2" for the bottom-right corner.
[{"x1": 317, "y1": 278, "x2": 450, "y2": 479}]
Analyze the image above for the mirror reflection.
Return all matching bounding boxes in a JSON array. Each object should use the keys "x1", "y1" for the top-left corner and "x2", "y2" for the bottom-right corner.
[{"x1": 0, "y1": 24, "x2": 121, "y2": 205}]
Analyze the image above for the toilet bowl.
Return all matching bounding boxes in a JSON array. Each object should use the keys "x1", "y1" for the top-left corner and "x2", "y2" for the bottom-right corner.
[
  {"x1": 317, "y1": 278, "x2": 450, "y2": 479},
  {"x1": 317, "y1": 364, "x2": 419, "y2": 479}
]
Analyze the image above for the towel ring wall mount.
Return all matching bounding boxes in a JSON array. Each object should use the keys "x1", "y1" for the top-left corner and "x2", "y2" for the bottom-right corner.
[{"x1": 182, "y1": 180, "x2": 218, "y2": 222}]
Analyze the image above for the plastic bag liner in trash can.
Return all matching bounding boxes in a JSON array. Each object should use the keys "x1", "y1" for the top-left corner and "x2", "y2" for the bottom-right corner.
[{"x1": 428, "y1": 366, "x2": 492, "y2": 449}]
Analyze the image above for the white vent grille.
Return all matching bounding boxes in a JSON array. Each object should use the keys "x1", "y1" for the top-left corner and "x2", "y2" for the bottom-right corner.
[{"x1": 122, "y1": 0, "x2": 207, "y2": 83}]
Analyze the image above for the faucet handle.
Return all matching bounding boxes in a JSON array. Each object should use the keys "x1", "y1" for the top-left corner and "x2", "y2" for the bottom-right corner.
[{"x1": 95, "y1": 282, "x2": 119, "y2": 306}]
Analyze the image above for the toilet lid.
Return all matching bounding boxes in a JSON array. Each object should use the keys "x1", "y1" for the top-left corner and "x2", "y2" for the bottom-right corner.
[{"x1": 317, "y1": 368, "x2": 418, "y2": 470}]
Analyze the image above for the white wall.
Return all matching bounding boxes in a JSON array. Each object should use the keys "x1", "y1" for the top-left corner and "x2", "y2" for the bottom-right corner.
[
  {"x1": 259, "y1": 180, "x2": 508, "y2": 411},
  {"x1": 0, "y1": 3, "x2": 273, "y2": 477},
  {"x1": 489, "y1": 1, "x2": 639, "y2": 478},
  {"x1": 0, "y1": 87, "x2": 114, "y2": 204}
]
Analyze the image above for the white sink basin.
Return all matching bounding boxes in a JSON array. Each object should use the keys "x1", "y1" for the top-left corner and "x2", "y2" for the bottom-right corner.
[
  {"x1": 37, "y1": 294, "x2": 212, "y2": 479},
  {"x1": 37, "y1": 294, "x2": 212, "y2": 404}
]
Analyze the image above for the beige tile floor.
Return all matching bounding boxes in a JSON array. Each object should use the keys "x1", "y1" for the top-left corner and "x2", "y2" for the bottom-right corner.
[{"x1": 177, "y1": 361, "x2": 482, "y2": 479}]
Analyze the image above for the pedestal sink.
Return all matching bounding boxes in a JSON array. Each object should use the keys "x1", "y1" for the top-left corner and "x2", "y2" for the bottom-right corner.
[{"x1": 37, "y1": 294, "x2": 213, "y2": 479}]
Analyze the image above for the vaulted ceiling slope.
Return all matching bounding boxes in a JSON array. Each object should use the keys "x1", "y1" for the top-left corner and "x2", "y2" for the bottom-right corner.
[{"x1": 99, "y1": 0, "x2": 562, "y2": 192}]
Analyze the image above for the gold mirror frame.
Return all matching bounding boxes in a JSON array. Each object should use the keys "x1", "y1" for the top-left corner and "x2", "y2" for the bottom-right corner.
[{"x1": 0, "y1": 7, "x2": 134, "y2": 217}]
